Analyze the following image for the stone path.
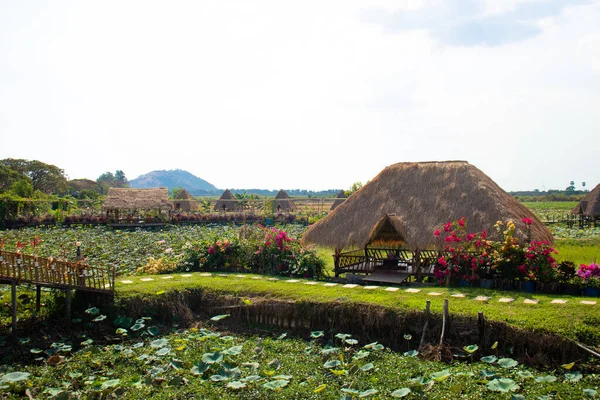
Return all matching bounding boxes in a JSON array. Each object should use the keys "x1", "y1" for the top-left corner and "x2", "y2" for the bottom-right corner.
[{"x1": 117, "y1": 273, "x2": 597, "y2": 306}]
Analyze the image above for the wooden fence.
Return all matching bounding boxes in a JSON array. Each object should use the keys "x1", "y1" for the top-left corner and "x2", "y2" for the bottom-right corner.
[{"x1": 0, "y1": 251, "x2": 115, "y2": 294}]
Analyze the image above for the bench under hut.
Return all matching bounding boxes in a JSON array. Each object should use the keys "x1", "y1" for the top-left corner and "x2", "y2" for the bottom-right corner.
[
  {"x1": 301, "y1": 161, "x2": 553, "y2": 282},
  {"x1": 102, "y1": 187, "x2": 172, "y2": 225},
  {"x1": 572, "y1": 183, "x2": 600, "y2": 228}
]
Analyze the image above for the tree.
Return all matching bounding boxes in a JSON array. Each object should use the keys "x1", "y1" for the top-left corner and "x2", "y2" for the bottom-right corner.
[
  {"x1": 565, "y1": 180, "x2": 576, "y2": 194},
  {"x1": 97, "y1": 170, "x2": 129, "y2": 193},
  {"x1": 0, "y1": 158, "x2": 67, "y2": 194},
  {"x1": 0, "y1": 165, "x2": 31, "y2": 193},
  {"x1": 11, "y1": 179, "x2": 34, "y2": 198},
  {"x1": 345, "y1": 181, "x2": 364, "y2": 197},
  {"x1": 115, "y1": 170, "x2": 128, "y2": 187}
]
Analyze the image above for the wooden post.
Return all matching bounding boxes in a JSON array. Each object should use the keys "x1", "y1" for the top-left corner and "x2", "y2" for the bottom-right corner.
[
  {"x1": 36, "y1": 285, "x2": 41, "y2": 312},
  {"x1": 478, "y1": 311, "x2": 485, "y2": 344},
  {"x1": 440, "y1": 299, "x2": 449, "y2": 346},
  {"x1": 11, "y1": 280, "x2": 17, "y2": 339},
  {"x1": 334, "y1": 248, "x2": 341, "y2": 277},
  {"x1": 419, "y1": 300, "x2": 431, "y2": 349},
  {"x1": 65, "y1": 288, "x2": 72, "y2": 325},
  {"x1": 414, "y1": 249, "x2": 421, "y2": 282}
]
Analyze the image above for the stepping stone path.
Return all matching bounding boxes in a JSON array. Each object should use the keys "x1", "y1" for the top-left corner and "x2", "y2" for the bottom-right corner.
[
  {"x1": 218, "y1": 274, "x2": 228, "y2": 277},
  {"x1": 199, "y1": 273, "x2": 212, "y2": 277},
  {"x1": 405, "y1": 288, "x2": 421, "y2": 293},
  {"x1": 235, "y1": 275, "x2": 246, "y2": 278},
  {"x1": 364, "y1": 286, "x2": 379, "y2": 290},
  {"x1": 551, "y1": 299, "x2": 567, "y2": 304},
  {"x1": 428, "y1": 292, "x2": 442, "y2": 296},
  {"x1": 161, "y1": 276, "x2": 173, "y2": 279},
  {"x1": 304, "y1": 281, "x2": 318, "y2": 285},
  {"x1": 181, "y1": 274, "x2": 192, "y2": 278},
  {"x1": 251, "y1": 276, "x2": 263, "y2": 280},
  {"x1": 267, "y1": 278, "x2": 279, "y2": 281},
  {"x1": 451, "y1": 293, "x2": 466, "y2": 298},
  {"x1": 524, "y1": 299, "x2": 539, "y2": 304},
  {"x1": 285, "y1": 279, "x2": 299, "y2": 283},
  {"x1": 342, "y1": 284, "x2": 358, "y2": 288},
  {"x1": 140, "y1": 278, "x2": 154, "y2": 282},
  {"x1": 121, "y1": 280, "x2": 134, "y2": 284},
  {"x1": 475, "y1": 296, "x2": 490, "y2": 302},
  {"x1": 323, "y1": 283, "x2": 338, "y2": 287},
  {"x1": 385, "y1": 287, "x2": 399, "y2": 292},
  {"x1": 581, "y1": 300, "x2": 597, "y2": 305},
  {"x1": 498, "y1": 298, "x2": 514, "y2": 303}
]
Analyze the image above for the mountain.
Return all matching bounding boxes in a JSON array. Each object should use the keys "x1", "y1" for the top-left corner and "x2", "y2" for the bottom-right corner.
[{"x1": 129, "y1": 170, "x2": 218, "y2": 195}]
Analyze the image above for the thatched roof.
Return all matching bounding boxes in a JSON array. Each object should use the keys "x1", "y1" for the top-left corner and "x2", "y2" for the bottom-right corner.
[
  {"x1": 174, "y1": 189, "x2": 194, "y2": 200},
  {"x1": 102, "y1": 188, "x2": 172, "y2": 211},
  {"x1": 572, "y1": 184, "x2": 600, "y2": 217},
  {"x1": 214, "y1": 189, "x2": 239, "y2": 211},
  {"x1": 302, "y1": 161, "x2": 553, "y2": 250},
  {"x1": 330, "y1": 190, "x2": 347, "y2": 211},
  {"x1": 274, "y1": 189, "x2": 296, "y2": 212}
]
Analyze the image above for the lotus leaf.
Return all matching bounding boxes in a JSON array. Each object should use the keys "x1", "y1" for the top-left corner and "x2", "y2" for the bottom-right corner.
[
  {"x1": 583, "y1": 388, "x2": 597, "y2": 397},
  {"x1": 335, "y1": 333, "x2": 351, "y2": 340},
  {"x1": 100, "y1": 379, "x2": 121, "y2": 390},
  {"x1": 263, "y1": 380, "x2": 289, "y2": 390},
  {"x1": 353, "y1": 351, "x2": 370, "y2": 360},
  {"x1": 191, "y1": 362, "x2": 210, "y2": 375},
  {"x1": 486, "y1": 378, "x2": 519, "y2": 393},
  {"x1": 324, "y1": 360, "x2": 342, "y2": 368},
  {"x1": 310, "y1": 331, "x2": 324, "y2": 338},
  {"x1": 147, "y1": 327, "x2": 160, "y2": 336},
  {"x1": 463, "y1": 344, "x2": 479, "y2": 354},
  {"x1": 481, "y1": 355, "x2": 497, "y2": 363},
  {"x1": 404, "y1": 350, "x2": 418, "y2": 357},
  {"x1": 85, "y1": 307, "x2": 100, "y2": 316},
  {"x1": 345, "y1": 339, "x2": 358, "y2": 345},
  {"x1": 564, "y1": 371, "x2": 583, "y2": 382},
  {"x1": 277, "y1": 333, "x2": 287, "y2": 340},
  {"x1": 359, "y1": 388, "x2": 378, "y2": 397},
  {"x1": 227, "y1": 380, "x2": 246, "y2": 389},
  {"x1": 273, "y1": 374, "x2": 293, "y2": 380},
  {"x1": 517, "y1": 371, "x2": 534, "y2": 379},
  {"x1": 0, "y1": 372, "x2": 30, "y2": 383},
  {"x1": 497, "y1": 358, "x2": 519, "y2": 368},
  {"x1": 130, "y1": 323, "x2": 145, "y2": 332},
  {"x1": 223, "y1": 345, "x2": 243, "y2": 356},
  {"x1": 150, "y1": 338, "x2": 169, "y2": 349},
  {"x1": 202, "y1": 352, "x2": 224, "y2": 364},
  {"x1": 321, "y1": 347, "x2": 339, "y2": 355},
  {"x1": 535, "y1": 375, "x2": 557, "y2": 383},
  {"x1": 243, "y1": 375, "x2": 261, "y2": 382},
  {"x1": 431, "y1": 370, "x2": 451, "y2": 382},
  {"x1": 391, "y1": 388, "x2": 412, "y2": 397},
  {"x1": 360, "y1": 363, "x2": 374, "y2": 372}
]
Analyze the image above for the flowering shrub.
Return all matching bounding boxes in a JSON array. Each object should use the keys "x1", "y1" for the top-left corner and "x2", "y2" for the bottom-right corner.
[
  {"x1": 433, "y1": 217, "x2": 558, "y2": 284},
  {"x1": 180, "y1": 225, "x2": 325, "y2": 279},
  {"x1": 136, "y1": 257, "x2": 178, "y2": 274},
  {"x1": 576, "y1": 263, "x2": 600, "y2": 288}
]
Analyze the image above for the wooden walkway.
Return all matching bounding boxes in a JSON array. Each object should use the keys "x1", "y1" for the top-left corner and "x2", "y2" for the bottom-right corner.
[{"x1": 0, "y1": 251, "x2": 115, "y2": 337}]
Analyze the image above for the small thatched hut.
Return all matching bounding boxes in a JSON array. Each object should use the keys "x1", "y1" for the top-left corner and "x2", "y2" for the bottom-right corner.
[
  {"x1": 274, "y1": 190, "x2": 296, "y2": 213},
  {"x1": 572, "y1": 184, "x2": 600, "y2": 224},
  {"x1": 214, "y1": 189, "x2": 239, "y2": 212},
  {"x1": 330, "y1": 190, "x2": 347, "y2": 211},
  {"x1": 302, "y1": 161, "x2": 552, "y2": 251},
  {"x1": 172, "y1": 189, "x2": 198, "y2": 211},
  {"x1": 102, "y1": 188, "x2": 172, "y2": 220}
]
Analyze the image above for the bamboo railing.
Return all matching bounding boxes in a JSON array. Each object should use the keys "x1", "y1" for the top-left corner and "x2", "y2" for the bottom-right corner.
[{"x1": 0, "y1": 251, "x2": 115, "y2": 294}]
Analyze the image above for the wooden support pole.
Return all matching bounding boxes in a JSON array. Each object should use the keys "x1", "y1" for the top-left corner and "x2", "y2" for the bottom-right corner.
[
  {"x1": 478, "y1": 311, "x2": 485, "y2": 344},
  {"x1": 36, "y1": 285, "x2": 41, "y2": 312},
  {"x1": 440, "y1": 299, "x2": 449, "y2": 346},
  {"x1": 11, "y1": 280, "x2": 17, "y2": 339},
  {"x1": 65, "y1": 288, "x2": 72, "y2": 324},
  {"x1": 419, "y1": 300, "x2": 431, "y2": 349}
]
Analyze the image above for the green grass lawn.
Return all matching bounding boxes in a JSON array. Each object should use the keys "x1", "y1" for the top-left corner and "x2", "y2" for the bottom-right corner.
[{"x1": 115, "y1": 272, "x2": 600, "y2": 348}]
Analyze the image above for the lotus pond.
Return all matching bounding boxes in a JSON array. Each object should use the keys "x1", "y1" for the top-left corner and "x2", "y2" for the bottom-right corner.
[{"x1": 0, "y1": 311, "x2": 598, "y2": 399}]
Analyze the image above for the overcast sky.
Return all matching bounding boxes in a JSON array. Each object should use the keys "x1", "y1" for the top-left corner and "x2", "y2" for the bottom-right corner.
[{"x1": 1, "y1": 0, "x2": 599, "y2": 191}]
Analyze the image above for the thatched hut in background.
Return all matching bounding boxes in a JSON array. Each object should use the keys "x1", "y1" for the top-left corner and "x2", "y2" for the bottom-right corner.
[
  {"x1": 302, "y1": 161, "x2": 552, "y2": 251},
  {"x1": 102, "y1": 188, "x2": 172, "y2": 221},
  {"x1": 572, "y1": 184, "x2": 600, "y2": 226},
  {"x1": 330, "y1": 190, "x2": 347, "y2": 211},
  {"x1": 274, "y1": 190, "x2": 296, "y2": 213},
  {"x1": 214, "y1": 189, "x2": 239, "y2": 212},
  {"x1": 172, "y1": 189, "x2": 198, "y2": 211}
]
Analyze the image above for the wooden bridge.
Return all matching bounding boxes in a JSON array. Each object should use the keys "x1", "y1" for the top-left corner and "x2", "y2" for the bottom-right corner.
[{"x1": 0, "y1": 251, "x2": 115, "y2": 336}]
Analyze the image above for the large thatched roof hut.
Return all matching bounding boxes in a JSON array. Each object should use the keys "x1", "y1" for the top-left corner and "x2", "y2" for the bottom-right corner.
[
  {"x1": 214, "y1": 189, "x2": 239, "y2": 212},
  {"x1": 172, "y1": 189, "x2": 198, "y2": 211},
  {"x1": 330, "y1": 190, "x2": 347, "y2": 211},
  {"x1": 274, "y1": 190, "x2": 296, "y2": 213},
  {"x1": 302, "y1": 161, "x2": 552, "y2": 251},
  {"x1": 102, "y1": 188, "x2": 172, "y2": 212},
  {"x1": 572, "y1": 184, "x2": 600, "y2": 218}
]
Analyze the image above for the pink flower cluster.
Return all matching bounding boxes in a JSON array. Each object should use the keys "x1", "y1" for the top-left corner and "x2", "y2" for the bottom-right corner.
[
  {"x1": 577, "y1": 263, "x2": 600, "y2": 281},
  {"x1": 265, "y1": 228, "x2": 293, "y2": 251}
]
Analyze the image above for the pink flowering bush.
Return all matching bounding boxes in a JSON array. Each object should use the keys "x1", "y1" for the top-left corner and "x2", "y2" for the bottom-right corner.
[
  {"x1": 433, "y1": 217, "x2": 558, "y2": 285},
  {"x1": 576, "y1": 263, "x2": 600, "y2": 288}
]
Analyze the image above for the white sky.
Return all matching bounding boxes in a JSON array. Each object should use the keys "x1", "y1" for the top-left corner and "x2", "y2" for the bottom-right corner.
[{"x1": 1, "y1": 0, "x2": 599, "y2": 191}]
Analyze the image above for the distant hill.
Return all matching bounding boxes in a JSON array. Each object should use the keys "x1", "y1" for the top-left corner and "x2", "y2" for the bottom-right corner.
[{"x1": 129, "y1": 170, "x2": 218, "y2": 195}]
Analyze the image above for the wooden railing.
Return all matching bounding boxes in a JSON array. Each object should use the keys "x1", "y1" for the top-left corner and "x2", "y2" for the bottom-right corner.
[{"x1": 0, "y1": 251, "x2": 115, "y2": 294}]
